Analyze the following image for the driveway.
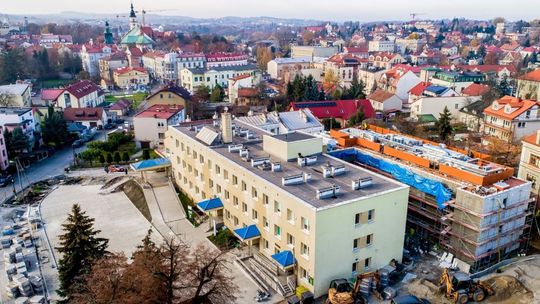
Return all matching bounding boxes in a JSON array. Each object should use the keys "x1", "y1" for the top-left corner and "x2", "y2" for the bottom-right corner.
[{"x1": 0, "y1": 131, "x2": 106, "y2": 203}]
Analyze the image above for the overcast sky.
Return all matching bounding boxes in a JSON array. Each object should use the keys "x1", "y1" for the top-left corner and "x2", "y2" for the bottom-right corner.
[{"x1": 2, "y1": 0, "x2": 540, "y2": 22}]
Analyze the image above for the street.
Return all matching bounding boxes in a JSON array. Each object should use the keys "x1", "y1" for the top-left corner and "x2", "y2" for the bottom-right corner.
[{"x1": 0, "y1": 131, "x2": 106, "y2": 203}]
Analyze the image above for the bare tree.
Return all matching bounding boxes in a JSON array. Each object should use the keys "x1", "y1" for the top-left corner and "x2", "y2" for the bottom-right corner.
[{"x1": 0, "y1": 92, "x2": 15, "y2": 107}]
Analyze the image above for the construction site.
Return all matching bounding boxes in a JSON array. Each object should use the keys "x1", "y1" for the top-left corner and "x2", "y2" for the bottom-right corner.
[{"x1": 328, "y1": 125, "x2": 536, "y2": 274}]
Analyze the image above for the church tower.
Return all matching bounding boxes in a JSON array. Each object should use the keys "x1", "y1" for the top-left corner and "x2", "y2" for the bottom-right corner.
[
  {"x1": 129, "y1": 2, "x2": 138, "y2": 30},
  {"x1": 104, "y1": 21, "x2": 114, "y2": 45}
]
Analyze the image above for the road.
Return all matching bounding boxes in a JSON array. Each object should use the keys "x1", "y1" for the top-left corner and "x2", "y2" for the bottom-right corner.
[{"x1": 0, "y1": 131, "x2": 106, "y2": 203}]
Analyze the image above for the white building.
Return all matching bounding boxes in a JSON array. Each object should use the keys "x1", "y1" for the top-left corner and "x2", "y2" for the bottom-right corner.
[
  {"x1": 367, "y1": 90, "x2": 403, "y2": 113},
  {"x1": 0, "y1": 107, "x2": 37, "y2": 148},
  {"x1": 134, "y1": 104, "x2": 185, "y2": 148},
  {"x1": 411, "y1": 96, "x2": 480, "y2": 120},
  {"x1": 80, "y1": 43, "x2": 113, "y2": 77},
  {"x1": 177, "y1": 53, "x2": 206, "y2": 70},
  {"x1": 236, "y1": 109, "x2": 324, "y2": 135},
  {"x1": 483, "y1": 96, "x2": 540, "y2": 142},
  {"x1": 0, "y1": 83, "x2": 32, "y2": 107},
  {"x1": 180, "y1": 65, "x2": 260, "y2": 92},
  {"x1": 290, "y1": 45, "x2": 339, "y2": 58},
  {"x1": 368, "y1": 40, "x2": 395, "y2": 52},
  {"x1": 267, "y1": 57, "x2": 312, "y2": 80}
]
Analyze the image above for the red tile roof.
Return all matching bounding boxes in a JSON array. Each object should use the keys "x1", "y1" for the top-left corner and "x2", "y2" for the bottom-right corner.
[
  {"x1": 114, "y1": 66, "x2": 147, "y2": 75},
  {"x1": 522, "y1": 132, "x2": 540, "y2": 147},
  {"x1": 146, "y1": 82, "x2": 191, "y2": 101},
  {"x1": 63, "y1": 107, "x2": 104, "y2": 121},
  {"x1": 367, "y1": 89, "x2": 396, "y2": 103},
  {"x1": 205, "y1": 52, "x2": 248, "y2": 62},
  {"x1": 408, "y1": 82, "x2": 431, "y2": 96},
  {"x1": 41, "y1": 89, "x2": 64, "y2": 101},
  {"x1": 483, "y1": 96, "x2": 539, "y2": 120},
  {"x1": 136, "y1": 104, "x2": 184, "y2": 120},
  {"x1": 461, "y1": 83, "x2": 490, "y2": 96},
  {"x1": 519, "y1": 69, "x2": 540, "y2": 82},
  {"x1": 109, "y1": 99, "x2": 132, "y2": 110},
  {"x1": 128, "y1": 47, "x2": 143, "y2": 57},
  {"x1": 237, "y1": 88, "x2": 259, "y2": 98},
  {"x1": 289, "y1": 99, "x2": 375, "y2": 120},
  {"x1": 65, "y1": 80, "x2": 102, "y2": 99}
]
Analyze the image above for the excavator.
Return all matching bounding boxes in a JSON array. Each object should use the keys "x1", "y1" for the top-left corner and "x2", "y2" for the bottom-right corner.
[
  {"x1": 326, "y1": 272, "x2": 381, "y2": 304},
  {"x1": 439, "y1": 268, "x2": 494, "y2": 304}
]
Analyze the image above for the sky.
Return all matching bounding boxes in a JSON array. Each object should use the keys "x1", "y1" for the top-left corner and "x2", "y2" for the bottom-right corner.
[{"x1": 1, "y1": 0, "x2": 540, "y2": 22}]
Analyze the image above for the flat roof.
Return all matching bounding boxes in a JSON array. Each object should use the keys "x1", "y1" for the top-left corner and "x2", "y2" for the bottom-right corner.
[{"x1": 171, "y1": 120, "x2": 404, "y2": 210}]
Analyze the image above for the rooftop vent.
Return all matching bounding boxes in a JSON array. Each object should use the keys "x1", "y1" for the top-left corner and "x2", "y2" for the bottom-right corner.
[
  {"x1": 298, "y1": 154, "x2": 317, "y2": 167},
  {"x1": 352, "y1": 177, "x2": 373, "y2": 190},
  {"x1": 317, "y1": 185, "x2": 341, "y2": 199},
  {"x1": 251, "y1": 157, "x2": 270, "y2": 167},
  {"x1": 271, "y1": 162, "x2": 282, "y2": 172},
  {"x1": 282, "y1": 172, "x2": 312, "y2": 186},
  {"x1": 258, "y1": 162, "x2": 271, "y2": 171},
  {"x1": 322, "y1": 163, "x2": 346, "y2": 178},
  {"x1": 239, "y1": 148, "x2": 249, "y2": 158},
  {"x1": 228, "y1": 144, "x2": 243, "y2": 153}
]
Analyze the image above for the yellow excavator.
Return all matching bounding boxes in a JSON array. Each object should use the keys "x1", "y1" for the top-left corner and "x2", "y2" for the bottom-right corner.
[
  {"x1": 326, "y1": 272, "x2": 381, "y2": 304},
  {"x1": 439, "y1": 268, "x2": 494, "y2": 304}
]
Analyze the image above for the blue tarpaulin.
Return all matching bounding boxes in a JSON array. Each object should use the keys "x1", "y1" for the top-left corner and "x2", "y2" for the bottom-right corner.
[{"x1": 329, "y1": 149, "x2": 452, "y2": 209}]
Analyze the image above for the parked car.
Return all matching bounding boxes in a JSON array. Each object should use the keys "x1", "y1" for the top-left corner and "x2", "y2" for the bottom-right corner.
[
  {"x1": 104, "y1": 123, "x2": 116, "y2": 130},
  {"x1": 108, "y1": 165, "x2": 127, "y2": 173},
  {"x1": 0, "y1": 175, "x2": 13, "y2": 187},
  {"x1": 391, "y1": 295, "x2": 430, "y2": 304},
  {"x1": 72, "y1": 139, "x2": 84, "y2": 148}
]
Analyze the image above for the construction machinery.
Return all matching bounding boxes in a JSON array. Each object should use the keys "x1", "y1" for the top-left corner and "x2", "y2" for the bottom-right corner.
[
  {"x1": 439, "y1": 269, "x2": 494, "y2": 303},
  {"x1": 326, "y1": 272, "x2": 381, "y2": 304}
]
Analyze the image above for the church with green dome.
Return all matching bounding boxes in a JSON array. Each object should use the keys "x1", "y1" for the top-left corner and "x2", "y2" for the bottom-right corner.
[{"x1": 120, "y1": 3, "x2": 154, "y2": 49}]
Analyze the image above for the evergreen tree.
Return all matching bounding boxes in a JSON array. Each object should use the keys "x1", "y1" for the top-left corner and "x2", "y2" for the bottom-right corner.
[
  {"x1": 348, "y1": 107, "x2": 365, "y2": 126},
  {"x1": 113, "y1": 151, "x2": 121, "y2": 163},
  {"x1": 105, "y1": 152, "x2": 113, "y2": 164},
  {"x1": 317, "y1": 88, "x2": 326, "y2": 101},
  {"x1": 210, "y1": 84, "x2": 225, "y2": 102},
  {"x1": 285, "y1": 81, "x2": 294, "y2": 101},
  {"x1": 292, "y1": 75, "x2": 305, "y2": 102},
  {"x1": 56, "y1": 204, "x2": 108, "y2": 301},
  {"x1": 9, "y1": 127, "x2": 29, "y2": 155},
  {"x1": 42, "y1": 106, "x2": 69, "y2": 147},
  {"x1": 343, "y1": 77, "x2": 366, "y2": 100},
  {"x1": 122, "y1": 152, "x2": 130, "y2": 163},
  {"x1": 436, "y1": 106, "x2": 453, "y2": 142},
  {"x1": 142, "y1": 149, "x2": 150, "y2": 160},
  {"x1": 98, "y1": 154, "x2": 105, "y2": 164}
]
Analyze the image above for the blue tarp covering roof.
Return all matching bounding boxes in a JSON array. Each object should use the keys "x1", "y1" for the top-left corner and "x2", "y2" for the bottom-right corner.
[
  {"x1": 329, "y1": 148, "x2": 452, "y2": 209},
  {"x1": 233, "y1": 225, "x2": 261, "y2": 241},
  {"x1": 197, "y1": 198, "x2": 224, "y2": 212},
  {"x1": 271, "y1": 250, "x2": 296, "y2": 268},
  {"x1": 130, "y1": 157, "x2": 171, "y2": 171}
]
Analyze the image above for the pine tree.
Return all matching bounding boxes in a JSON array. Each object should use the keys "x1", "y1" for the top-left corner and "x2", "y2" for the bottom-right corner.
[
  {"x1": 210, "y1": 84, "x2": 224, "y2": 102},
  {"x1": 56, "y1": 204, "x2": 108, "y2": 301},
  {"x1": 292, "y1": 75, "x2": 305, "y2": 102},
  {"x1": 9, "y1": 127, "x2": 30, "y2": 155},
  {"x1": 344, "y1": 77, "x2": 366, "y2": 100},
  {"x1": 122, "y1": 152, "x2": 130, "y2": 163},
  {"x1": 436, "y1": 106, "x2": 453, "y2": 142},
  {"x1": 106, "y1": 152, "x2": 113, "y2": 164},
  {"x1": 113, "y1": 151, "x2": 121, "y2": 163},
  {"x1": 348, "y1": 107, "x2": 365, "y2": 126}
]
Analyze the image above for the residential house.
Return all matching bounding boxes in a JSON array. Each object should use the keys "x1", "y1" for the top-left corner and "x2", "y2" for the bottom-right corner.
[
  {"x1": 367, "y1": 90, "x2": 402, "y2": 114},
  {"x1": 40, "y1": 89, "x2": 63, "y2": 106},
  {"x1": 179, "y1": 65, "x2": 260, "y2": 92},
  {"x1": 0, "y1": 126, "x2": 8, "y2": 171},
  {"x1": 378, "y1": 68, "x2": 421, "y2": 101},
  {"x1": 290, "y1": 99, "x2": 375, "y2": 127},
  {"x1": 177, "y1": 53, "x2": 206, "y2": 70},
  {"x1": 324, "y1": 54, "x2": 361, "y2": 88},
  {"x1": 267, "y1": 57, "x2": 312, "y2": 80},
  {"x1": 142, "y1": 51, "x2": 178, "y2": 83},
  {"x1": 441, "y1": 43, "x2": 459, "y2": 56},
  {"x1": 0, "y1": 84, "x2": 32, "y2": 107},
  {"x1": 459, "y1": 99, "x2": 491, "y2": 132},
  {"x1": 290, "y1": 45, "x2": 339, "y2": 58},
  {"x1": 431, "y1": 70, "x2": 485, "y2": 92},
  {"x1": 358, "y1": 67, "x2": 385, "y2": 95},
  {"x1": 134, "y1": 104, "x2": 185, "y2": 148},
  {"x1": 141, "y1": 83, "x2": 192, "y2": 113},
  {"x1": 395, "y1": 38, "x2": 426, "y2": 54},
  {"x1": 483, "y1": 96, "x2": 540, "y2": 142},
  {"x1": 0, "y1": 107, "x2": 37, "y2": 149},
  {"x1": 63, "y1": 107, "x2": 108, "y2": 129},
  {"x1": 56, "y1": 80, "x2": 104, "y2": 109},
  {"x1": 80, "y1": 43, "x2": 113, "y2": 77},
  {"x1": 369, "y1": 52, "x2": 405, "y2": 69},
  {"x1": 367, "y1": 40, "x2": 395, "y2": 52},
  {"x1": 518, "y1": 130, "x2": 540, "y2": 203},
  {"x1": 517, "y1": 69, "x2": 540, "y2": 100},
  {"x1": 411, "y1": 96, "x2": 478, "y2": 121},
  {"x1": 461, "y1": 83, "x2": 490, "y2": 97},
  {"x1": 112, "y1": 66, "x2": 150, "y2": 90},
  {"x1": 98, "y1": 52, "x2": 128, "y2": 85},
  {"x1": 228, "y1": 74, "x2": 259, "y2": 105},
  {"x1": 108, "y1": 99, "x2": 132, "y2": 117},
  {"x1": 205, "y1": 53, "x2": 249, "y2": 68}
]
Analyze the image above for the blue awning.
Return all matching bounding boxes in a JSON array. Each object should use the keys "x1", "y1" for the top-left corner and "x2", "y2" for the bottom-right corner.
[
  {"x1": 271, "y1": 250, "x2": 296, "y2": 269},
  {"x1": 233, "y1": 225, "x2": 261, "y2": 241},
  {"x1": 130, "y1": 157, "x2": 171, "y2": 171},
  {"x1": 196, "y1": 198, "x2": 224, "y2": 212}
]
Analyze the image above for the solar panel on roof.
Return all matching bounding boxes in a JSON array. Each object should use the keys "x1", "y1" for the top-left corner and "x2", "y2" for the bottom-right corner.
[
  {"x1": 195, "y1": 127, "x2": 219, "y2": 146},
  {"x1": 295, "y1": 101, "x2": 337, "y2": 108}
]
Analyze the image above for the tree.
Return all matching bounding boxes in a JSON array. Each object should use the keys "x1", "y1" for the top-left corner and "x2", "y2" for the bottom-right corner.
[
  {"x1": 8, "y1": 127, "x2": 30, "y2": 155},
  {"x1": 193, "y1": 85, "x2": 210, "y2": 102},
  {"x1": 0, "y1": 92, "x2": 16, "y2": 107},
  {"x1": 492, "y1": 17, "x2": 505, "y2": 26},
  {"x1": 122, "y1": 152, "x2": 130, "y2": 163},
  {"x1": 98, "y1": 154, "x2": 105, "y2": 164},
  {"x1": 0, "y1": 48, "x2": 27, "y2": 84},
  {"x1": 113, "y1": 151, "x2": 121, "y2": 163},
  {"x1": 56, "y1": 204, "x2": 108, "y2": 301},
  {"x1": 106, "y1": 152, "x2": 113, "y2": 164},
  {"x1": 79, "y1": 148, "x2": 101, "y2": 166},
  {"x1": 255, "y1": 47, "x2": 273, "y2": 71},
  {"x1": 142, "y1": 149, "x2": 150, "y2": 160},
  {"x1": 324, "y1": 69, "x2": 339, "y2": 88},
  {"x1": 348, "y1": 107, "x2": 365, "y2": 126},
  {"x1": 210, "y1": 84, "x2": 224, "y2": 102},
  {"x1": 42, "y1": 106, "x2": 69, "y2": 147},
  {"x1": 343, "y1": 77, "x2": 366, "y2": 100},
  {"x1": 322, "y1": 118, "x2": 341, "y2": 131},
  {"x1": 436, "y1": 106, "x2": 453, "y2": 142}
]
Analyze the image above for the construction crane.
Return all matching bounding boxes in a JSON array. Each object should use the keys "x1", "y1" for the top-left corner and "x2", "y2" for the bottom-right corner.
[
  {"x1": 410, "y1": 13, "x2": 425, "y2": 21},
  {"x1": 116, "y1": 8, "x2": 180, "y2": 26}
]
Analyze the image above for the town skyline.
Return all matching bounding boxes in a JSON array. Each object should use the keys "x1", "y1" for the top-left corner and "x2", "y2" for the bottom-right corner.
[{"x1": 2, "y1": 0, "x2": 540, "y2": 22}]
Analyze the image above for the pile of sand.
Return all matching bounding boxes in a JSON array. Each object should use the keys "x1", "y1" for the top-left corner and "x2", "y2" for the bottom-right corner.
[{"x1": 483, "y1": 275, "x2": 533, "y2": 304}]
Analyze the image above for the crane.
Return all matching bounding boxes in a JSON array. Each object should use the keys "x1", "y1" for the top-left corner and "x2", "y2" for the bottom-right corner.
[
  {"x1": 116, "y1": 8, "x2": 180, "y2": 26},
  {"x1": 410, "y1": 13, "x2": 425, "y2": 21}
]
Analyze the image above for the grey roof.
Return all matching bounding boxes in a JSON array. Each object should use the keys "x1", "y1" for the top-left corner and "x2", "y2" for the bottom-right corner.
[
  {"x1": 235, "y1": 113, "x2": 280, "y2": 127},
  {"x1": 0, "y1": 107, "x2": 32, "y2": 116},
  {"x1": 272, "y1": 57, "x2": 312, "y2": 64},
  {"x1": 272, "y1": 132, "x2": 313, "y2": 142},
  {"x1": 0, "y1": 84, "x2": 29, "y2": 96},
  {"x1": 171, "y1": 120, "x2": 404, "y2": 210},
  {"x1": 187, "y1": 64, "x2": 258, "y2": 74},
  {"x1": 278, "y1": 110, "x2": 323, "y2": 131}
]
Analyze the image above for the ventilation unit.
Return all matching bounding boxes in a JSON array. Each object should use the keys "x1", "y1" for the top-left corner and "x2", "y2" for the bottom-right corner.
[
  {"x1": 332, "y1": 164, "x2": 346, "y2": 176},
  {"x1": 317, "y1": 185, "x2": 341, "y2": 199},
  {"x1": 251, "y1": 157, "x2": 270, "y2": 167},
  {"x1": 298, "y1": 154, "x2": 317, "y2": 167},
  {"x1": 239, "y1": 148, "x2": 249, "y2": 158},
  {"x1": 322, "y1": 165, "x2": 332, "y2": 178},
  {"x1": 228, "y1": 144, "x2": 243, "y2": 153},
  {"x1": 352, "y1": 177, "x2": 373, "y2": 190},
  {"x1": 271, "y1": 162, "x2": 282, "y2": 172},
  {"x1": 282, "y1": 173, "x2": 305, "y2": 186},
  {"x1": 258, "y1": 162, "x2": 271, "y2": 171}
]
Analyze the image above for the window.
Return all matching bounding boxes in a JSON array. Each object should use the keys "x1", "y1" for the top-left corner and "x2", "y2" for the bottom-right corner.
[
  {"x1": 364, "y1": 257, "x2": 371, "y2": 270},
  {"x1": 287, "y1": 233, "x2": 294, "y2": 247},
  {"x1": 274, "y1": 225, "x2": 281, "y2": 238},
  {"x1": 263, "y1": 217, "x2": 269, "y2": 230},
  {"x1": 223, "y1": 169, "x2": 229, "y2": 180},
  {"x1": 193, "y1": 151, "x2": 198, "y2": 159},
  {"x1": 209, "y1": 179, "x2": 214, "y2": 188},
  {"x1": 366, "y1": 234, "x2": 373, "y2": 246},
  {"x1": 300, "y1": 267, "x2": 309, "y2": 280},
  {"x1": 225, "y1": 210, "x2": 231, "y2": 219},
  {"x1": 216, "y1": 184, "x2": 221, "y2": 193},
  {"x1": 241, "y1": 181, "x2": 247, "y2": 191},
  {"x1": 530, "y1": 154, "x2": 540, "y2": 168},
  {"x1": 242, "y1": 202, "x2": 247, "y2": 213},
  {"x1": 233, "y1": 216, "x2": 239, "y2": 226},
  {"x1": 199, "y1": 155, "x2": 204, "y2": 164},
  {"x1": 215, "y1": 165, "x2": 221, "y2": 174},
  {"x1": 355, "y1": 213, "x2": 361, "y2": 225},
  {"x1": 252, "y1": 209, "x2": 258, "y2": 221},
  {"x1": 287, "y1": 209, "x2": 295, "y2": 223},
  {"x1": 274, "y1": 201, "x2": 281, "y2": 214},
  {"x1": 252, "y1": 187, "x2": 259, "y2": 199},
  {"x1": 232, "y1": 175, "x2": 238, "y2": 185},
  {"x1": 300, "y1": 243, "x2": 309, "y2": 258},
  {"x1": 368, "y1": 210, "x2": 375, "y2": 222},
  {"x1": 263, "y1": 238, "x2": 269, "y2": 250},
  {"x1": 301, "y1": 217, "x2": 310, "y2": 232},
  {"x1": 224, "y1": 190, "x2": 230, "y2": 200},
  {"x1": 353, "y1": 239, "x2": 359, "y2": 251},
  {"x1": 352, "y1": 262, "x2": 358, "y2": 272},
  {"x1": 233, "y1": 196, "x2": 239, "y2": 206}
]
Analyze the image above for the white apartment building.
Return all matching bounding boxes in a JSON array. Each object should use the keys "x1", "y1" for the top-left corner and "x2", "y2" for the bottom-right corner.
[
  {"x1": 80, "y1": 44, "x2": 113, "y2": 77},
  {"x1": 267, "y1": 57, "x2": 312, "y2": 80},
  {"x1": 483, "y1": 96, "x2": 540, "y2": 143},
  {"x1": 368, "y1": 40, "x2": 395, "y2": 53},
  {"x1": 179, "y1": 65, "x2": 260, "y2": 92},
  {"x1": 518, "y1": 130, "x2": 540, "y2": 201}
]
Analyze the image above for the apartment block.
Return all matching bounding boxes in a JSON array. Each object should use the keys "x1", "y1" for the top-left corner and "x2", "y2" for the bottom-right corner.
[
  {"x1": 330, "y1": 126, "x2": 535, "y2": 273},
  {"x1": 518, "y1": 130, "x2": 540, "y2": 203},
  {"x1": 164, "y1": 114, "x2": 409, "y2": 297}
]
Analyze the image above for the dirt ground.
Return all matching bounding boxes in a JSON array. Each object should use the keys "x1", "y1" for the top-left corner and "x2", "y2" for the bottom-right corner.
[{"x1": 403, "y1": 256, "x2": 540, "y2": 304}]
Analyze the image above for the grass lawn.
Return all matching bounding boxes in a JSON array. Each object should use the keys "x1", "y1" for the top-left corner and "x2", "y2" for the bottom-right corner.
[
  {"x1": 41, "y1": 79, "x2": 73, "y2": 88},
  {"x1": 106, "y1": 92, "x2": 148, "y2": 109}
]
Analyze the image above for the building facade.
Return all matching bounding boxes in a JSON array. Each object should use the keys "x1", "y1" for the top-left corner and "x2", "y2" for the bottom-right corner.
[{"x1": 518, "y1": 131, "x2": 540, "y2": 204}]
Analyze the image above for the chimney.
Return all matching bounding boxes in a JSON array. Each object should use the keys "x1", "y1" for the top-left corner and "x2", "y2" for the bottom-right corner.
[{"x1": 221, "y1": 107, "x2": 233, "y2": 144}]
